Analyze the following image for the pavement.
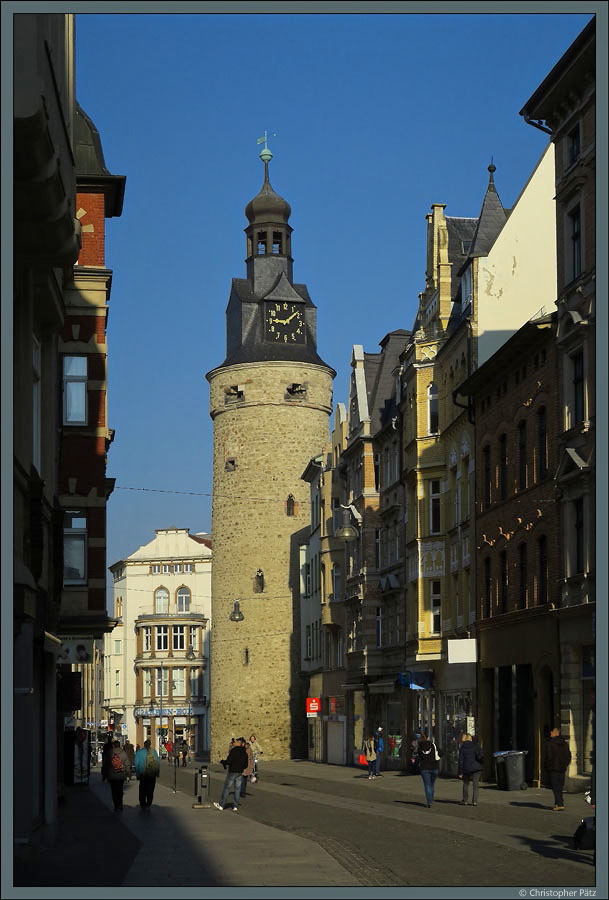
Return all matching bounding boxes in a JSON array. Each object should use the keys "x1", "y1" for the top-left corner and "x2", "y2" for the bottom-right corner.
[{"x1": 10, "y1": 759, "x2": 597, "y2": 895}]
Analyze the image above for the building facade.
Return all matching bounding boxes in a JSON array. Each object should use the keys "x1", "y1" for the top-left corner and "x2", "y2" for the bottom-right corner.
[
  {"x1": 461, "y1": 315, "x2": 562, "y2": 785},
  {"x1": 206, "y1": 146, "x2": 335, "y2": 760},
  {"x1": 106, "y1": 529, "x2": 211, "y2": 755},
  {"x1": 300, "y1": 403, "x2": 348, "y2": 765},
  {"x1": 13, "y1": 13, "x2": 123, "y2": 854},
  {"x1": 339, "y1": 333, "x2": 410, "y2": 767},
  {"x1": 520, "y1": 18, "x2": 596, "y2": 789}
]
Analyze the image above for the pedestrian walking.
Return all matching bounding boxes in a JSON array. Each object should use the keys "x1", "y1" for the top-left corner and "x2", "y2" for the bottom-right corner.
[
  {"x1": 123, "y1": 739, "x2": 135, "y2": 781},
  {"x1": 181, "y1": 739, "x2": 188, "y2": 767},
  {"x1": 374, "y1": 726, "x2": 384, "y2": 777},
  {"x1": 544, "y1": 727, "x2": 572, "y2": 810},
  {"x1": 457, "y1": 733, "x2": 484, "y2": 806},
  {"x1": 418, "y1": 732, "x2": 442, "y2": 807},
  {"x1": 214, "y1": 737, "x2": 249, "y2": 812},
  {"x1": 241, "y1": 740, "x2": 254, "y2": 797},
  {"x1": 364, "y1": 734, "x2": 377, "y2": 779},
  {"x1": 134, "y1": 739, "x2": 160, "y2": 810},
  {"x1": 165, "y1": 738, "x2": 173, "y2": 763},
  {"x1": 102, "y1": 739, "x2": 130, "y2": 811}
]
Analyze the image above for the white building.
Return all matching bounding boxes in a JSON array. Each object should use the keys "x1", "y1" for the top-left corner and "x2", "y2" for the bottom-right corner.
[{"x1": 106, "y1": 528, "x2": 211, "y2": 755}]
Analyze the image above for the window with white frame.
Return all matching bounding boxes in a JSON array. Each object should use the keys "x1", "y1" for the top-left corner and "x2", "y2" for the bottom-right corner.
[
  {"x1": 189, "y1": 626, "x2": 198, "y2": 652},
  {"x1": 391, "y1": 443, "x2": 399, "y2": 483},
  {"x1": 375, "y1": 607, "x2": 382, "y2": 647},
  {"x1": 114, "y1": 640, "x2": 122, "y2": 654},
  {"x1": 172, "y1": 667, "x2": 185, "y2": 695},
  {"x1": 305, "y1": 562, "x2": 311, "y2": 596},
  {"x1": 431, "y1": 580, "x2": 441, "y2": 634},
  {"x1": 184, "y1": 563, "x2": 193, "y2": 573},
  {"x1": 174, "y1": 563, "x2": 182, "y2": 573},
  {"x1": 64, "y1": 510, "x2": 87, "y2": 585},
  {"x1": 570, "y1": 347, "x2": 585, "y2": 426},
  {"x1": 332, "y1": 564, "x2": 342, "y2": 601},
  {"x1": 189, "y1": 667, "x2": 200, "y2": 698},
  {"x1": 177, "y1": 587, "x2": 191, "y2": 612},
  {"x1": 63, "y1": 356, "x2": 88, "y2": 425},
  {"x1": 430, "y1": 480, "x2": 441, "y2": 534},
  {"x1": 32, "y1": 336, "x2": 41, "y2": 472},
  {"x1": 143, "y1": 626, "x2": 152, "y2": 652},
  {"x1": 162, "y1": 564, "x2": 171, "y2": 574},
  {"x1": 151, "y1": 564, "x2": 160, "y2": 574},
  {"x1": 566, "y1": 122, "x2": 581, "y2": 166},
  {"x1": 156, "y1": 625, "x2": 168, "y2": 651},
  {"x1": 142, "y1": 668, "x2": 152, "y2": 697},
  {"x1": 428, "y1": 382, "x2": 439, "y2": 434},
  {"x1": 332, "y1": 498, "x2": 341, "y2": 535},
  {"x1": 173, "y1": 625, "x2": 185, "y2": 651},
  {"x1": 155, "y1": 588, "x2": 169, "y2": 614},
  {"x1": 156, "y1": 667, "x2": 169, "y2": 696}
]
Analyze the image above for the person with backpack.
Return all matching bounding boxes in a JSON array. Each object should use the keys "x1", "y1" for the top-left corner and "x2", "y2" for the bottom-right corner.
[
  {"x1": 134, "y1": 739, "x2": 161, "y2": 810},
  {"x1": 457, "y1": 733, "x2": 484, "y2": 806},
  {"x1": 101, "y1": 739, "x2": 130, "y2": 811},
  {"x1": 418, "y1": 732, "x2": 443, "y2": 807}
]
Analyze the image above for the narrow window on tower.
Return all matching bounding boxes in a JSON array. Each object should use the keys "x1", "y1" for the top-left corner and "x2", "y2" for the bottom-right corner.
[
  {"x1": 272, "y1": 231, "x2": 282, "y2": 254},
  {"x1": 257, "y1": 231, "x2": 267, "y2": 254},
  {"x1": 286, "y1": 494, "x2": 296, "y2": 516},
  {"x1": 225, "y1": 458, "x2": 237, "y2": 472}
]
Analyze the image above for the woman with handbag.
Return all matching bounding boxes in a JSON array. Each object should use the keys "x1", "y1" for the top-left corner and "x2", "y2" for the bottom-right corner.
[
  {"x1": 418, "y1": 732, "x2": 442, "y2": 807},
  {"x1": 364, "y1": 734, "x2": 377, "y2": 780}
]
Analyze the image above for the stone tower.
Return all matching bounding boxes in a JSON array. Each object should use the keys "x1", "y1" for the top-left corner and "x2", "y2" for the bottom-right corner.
[{"x1": 206, "y1": 142, "x2": 335, "y2": 760}]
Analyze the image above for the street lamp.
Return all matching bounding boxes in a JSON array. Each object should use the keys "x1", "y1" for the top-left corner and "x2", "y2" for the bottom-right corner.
[
  {"x1": 229, "y1": 599, "x2": 245, "y2": 622},
  {"x1": 186, "y1": 644, "x2": 195, "y2": 757},
  {"x1": 335, "y1": 505, "x2": 361, "y2": 542}
]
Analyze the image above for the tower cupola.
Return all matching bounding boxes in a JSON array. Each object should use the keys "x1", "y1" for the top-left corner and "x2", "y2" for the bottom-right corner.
[{"x1": 245, "y1": 133, "x2": 293, "y2": 291}]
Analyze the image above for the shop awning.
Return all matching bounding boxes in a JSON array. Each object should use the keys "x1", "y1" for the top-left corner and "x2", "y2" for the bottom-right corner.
[
  {"x1": 398, "y1": 671, "x2": 434, "y2": 690},
  {"x1": 369, "y1": 678, "x2": 398, "y2": 694}
]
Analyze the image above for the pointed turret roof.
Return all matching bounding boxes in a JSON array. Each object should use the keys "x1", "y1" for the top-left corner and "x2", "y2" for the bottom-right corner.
[{"x1": 467, "y1": 162, "x2": 508, "y2": 257}]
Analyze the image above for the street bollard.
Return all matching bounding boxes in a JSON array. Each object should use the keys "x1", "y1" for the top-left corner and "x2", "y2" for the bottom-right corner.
[{"x1": 192, "y1": 764, "x2": 211, "y2": 808}]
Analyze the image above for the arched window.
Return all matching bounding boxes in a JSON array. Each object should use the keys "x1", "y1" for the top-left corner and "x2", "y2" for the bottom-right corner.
[
  {"x1": 537, "y1": 535, "x2": 548, "y2": 606},
  {"x1": 286, "y1": 494, "x2": 295, "y2": 516},
  {"x1": 518, "y1": 543, "x2": 528, "y2": 609},
  {"x1": 155, "y1": 588, "x2": 169, "y2": 614},
  {"x1": 428, "y1": 382, "x2": 439, "y2": 434},
  {"x1": 518, "y1": 420, "x2": 527, "y2": 490},
  {"x1": 176, "y1": 587, "x2": 191, "y2": 613},
  {"x1": 537, "y1": 407, "x2": 547, "y2": 480}
]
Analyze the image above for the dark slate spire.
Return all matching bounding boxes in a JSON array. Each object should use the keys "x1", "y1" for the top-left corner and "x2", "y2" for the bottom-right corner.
[
  {"x1": 467, "y1": 160, "x2": 507, "y2": 257},
  {"x1": 244, "y1": 162, "x2": 292, "y2": 225}
]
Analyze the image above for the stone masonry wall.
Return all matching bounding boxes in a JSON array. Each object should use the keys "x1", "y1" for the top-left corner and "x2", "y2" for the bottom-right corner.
[{"x1": 208, "y1": 361, "x2": 333, "y2": 760}]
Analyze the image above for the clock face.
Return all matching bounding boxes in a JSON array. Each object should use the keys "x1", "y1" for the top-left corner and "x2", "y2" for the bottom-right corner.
[{"x1": 264, "y1": 302, "x2": 305, "y2": 344}]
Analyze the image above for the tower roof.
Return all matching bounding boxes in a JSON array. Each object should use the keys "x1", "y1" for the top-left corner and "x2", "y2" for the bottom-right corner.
[
  {"x1": 74, "y1": 101, "x2": 125, "y2": 217},
  {"x1": 244, "y1": 162, "x2": 292, "y2": 225},
  {"x1": 467, "y1": 162, "x2": 508, "y2": 258}
]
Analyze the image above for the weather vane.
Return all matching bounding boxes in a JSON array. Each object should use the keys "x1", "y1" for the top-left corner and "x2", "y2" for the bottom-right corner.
[{"x1": 256, "y1": 130, "x2": 277, "y2": 163}]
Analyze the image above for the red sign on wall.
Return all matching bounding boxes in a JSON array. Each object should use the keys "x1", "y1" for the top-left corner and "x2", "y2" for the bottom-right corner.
[{"x1": 306, "y1": 697, "x2": 321, "y2": 716}]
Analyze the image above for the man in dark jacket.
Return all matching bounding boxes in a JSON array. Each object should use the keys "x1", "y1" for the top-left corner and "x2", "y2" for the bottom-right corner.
[
  {"x1": 457, "y1": 734, "x2": 484, "y2": 806},
  {"x1": 544, "y1": 727, "x2": 572, "y2": 810},
  {"x1": 214, "y1": 737, "x2": 249, "y2": 812}
]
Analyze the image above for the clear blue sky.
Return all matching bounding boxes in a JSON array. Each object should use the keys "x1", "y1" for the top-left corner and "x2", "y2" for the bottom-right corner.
[{"x1": 73, "y1": 10, "x2": 594, "y2": 595}]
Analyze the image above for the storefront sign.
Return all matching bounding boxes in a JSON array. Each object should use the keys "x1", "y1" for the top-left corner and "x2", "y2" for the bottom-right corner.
[
  {"x1": 135, "y1": 706, "x2": 194, "y2": 717},
  {"x1": 447, "y1": 638, "x2": 477, "y2": 664},
  {"x1": 57, "y1": 637, "x2": 94, "y2": 664},
  {"x1": 306, "y1": 697, "x2": 321, "y2": 717}
]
